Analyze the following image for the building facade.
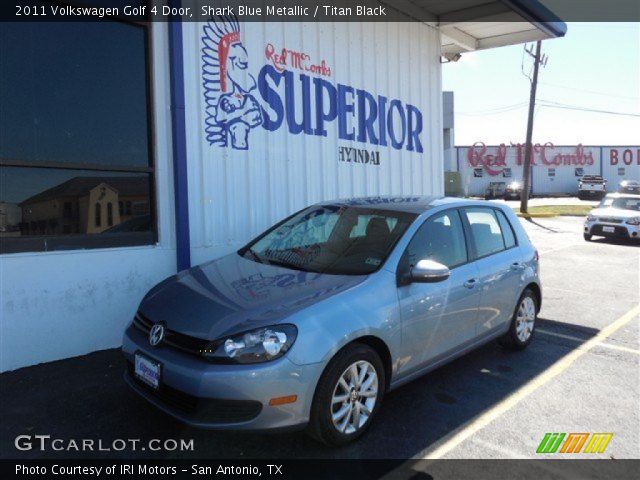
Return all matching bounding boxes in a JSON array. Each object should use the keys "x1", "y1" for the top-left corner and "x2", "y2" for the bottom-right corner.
[
  {"x1": 0, "y1": 2, "x2": 566, "y2": 372},
  {"x1": 453, "y1": 143, "x2": 640, "y2": 196}
]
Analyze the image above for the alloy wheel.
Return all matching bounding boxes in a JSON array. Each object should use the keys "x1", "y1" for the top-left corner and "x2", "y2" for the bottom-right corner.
[
  {"x1": 330, "y1": 360, "x2": 378, "y2": 434},
  {"x1": 516, "y1": 296, "x2": 536, "y2": 342}
]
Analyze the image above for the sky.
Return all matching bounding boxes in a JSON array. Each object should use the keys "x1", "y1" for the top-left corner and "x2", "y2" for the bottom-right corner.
[{"x1": 442, "y1": 22, "x2": 640, "y2": 146}]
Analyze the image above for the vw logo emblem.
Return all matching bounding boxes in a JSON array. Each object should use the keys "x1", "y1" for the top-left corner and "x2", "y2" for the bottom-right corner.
[{"x1": 148, "y1": 323, "x2": 165, "y2": 347}]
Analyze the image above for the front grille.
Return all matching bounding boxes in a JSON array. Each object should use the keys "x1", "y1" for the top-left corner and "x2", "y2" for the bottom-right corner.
[
  {"x1": 597, "y1": 217, "x2": 623, "y2": 224},
  {"x1": 132, "y1": 312, "x2": 216, "y2": 357},
  {"x1": 127, "y1": 364, "x2": 262, "y2": 423}
]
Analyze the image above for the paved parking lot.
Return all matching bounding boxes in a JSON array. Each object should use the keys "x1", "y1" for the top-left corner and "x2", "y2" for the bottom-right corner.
[{"x1": 1, "y1": 215, "x2": 638, "y2": 461}]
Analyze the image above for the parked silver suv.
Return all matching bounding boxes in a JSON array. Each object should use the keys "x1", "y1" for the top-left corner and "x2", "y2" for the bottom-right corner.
[{"x1": 122, "y1": 196, "x2": 541, "y2": 445}]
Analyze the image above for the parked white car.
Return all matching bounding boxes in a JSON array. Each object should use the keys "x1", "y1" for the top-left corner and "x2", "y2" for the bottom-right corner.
[{"x1": 584, "y1": 193, "x2": 640, "y2": 242}]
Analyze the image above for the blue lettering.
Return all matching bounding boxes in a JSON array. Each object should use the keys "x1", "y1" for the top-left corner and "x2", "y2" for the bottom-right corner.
[
  {"x1": 377, "y1": 95, "x2": 388, "y2": 147},
  {"x1": 406, "y1": 104, "x2": 423, "y2": 153},
  {"x1": 313, "y1": 77, "x2": 337, "y2": 137},
  {"x1": 285, "y1": 71, "x2": 313, "y2": 135},
  {"x1": 257, "y1": 65, "x2": 284, "y2": 131},
  {"x1": 356, "y1": 89, "x2": 378, "y2": 145},
  {"x1": 255, "y1": 67, "x2": 423, "y2": 152},
  {"x1": 337, "y1": 84, "x2": 355, "y2": 141},
  {"x1": 387, "y1": 99, "x2": 406, "y2": 150}
]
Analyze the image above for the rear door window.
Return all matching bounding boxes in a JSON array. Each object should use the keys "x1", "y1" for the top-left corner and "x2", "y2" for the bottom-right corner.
[{"x1": 463, "y1": 208, "x2": 507, "y2": 258}]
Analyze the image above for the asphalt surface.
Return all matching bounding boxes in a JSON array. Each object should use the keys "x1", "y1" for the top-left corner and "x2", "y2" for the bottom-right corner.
[{"x1": 1, "y1": 215, "x2": 638, "y2": 461}]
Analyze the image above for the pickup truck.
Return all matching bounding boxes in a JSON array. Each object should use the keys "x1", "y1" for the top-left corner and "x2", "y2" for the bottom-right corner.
[{"x1": 578, "y1": 175, "x2": 607, "y2": 200}]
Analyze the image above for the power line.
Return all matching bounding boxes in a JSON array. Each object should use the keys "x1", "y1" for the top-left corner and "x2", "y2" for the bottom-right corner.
[
  {"x1": 456, "y1": 100, "x2": 640, "y2": 117},
  {"x1": 456, "y1": 102, "x2": 528, "y2": 115},
  {"x1": 539, "y1": 81, "x2": 640, "y2": 100},
  {"x1": 538, "y1": 99, "x2": 640, "y2": 117}
]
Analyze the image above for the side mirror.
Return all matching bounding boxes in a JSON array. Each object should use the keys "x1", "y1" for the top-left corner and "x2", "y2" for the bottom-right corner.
[{"x1": 410, "y1": 259, "x2": 451, "y2": 283}]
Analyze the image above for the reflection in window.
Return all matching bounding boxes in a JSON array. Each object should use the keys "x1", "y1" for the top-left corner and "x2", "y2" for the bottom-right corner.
[
  {"x1": 464, "y1": 208, "x2": 507, "y2": 258},
  {"x1": 95, "y1": 203, "x2": 102, "y2": 227},
  {"x1": 107, "y1": 203, "x2": 114, "y2": 226},
  {"x1": 0, "y1": 11, "x2": 154, "y2": 254},
  {"x1": 0, "y1": 168, "x2": 154, "y2": 253}
]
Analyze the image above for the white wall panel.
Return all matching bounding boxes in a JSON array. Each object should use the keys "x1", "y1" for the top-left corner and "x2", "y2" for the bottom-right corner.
[
  {"x1": 183, "y1": 20, "x2": 443, "y2": 265},
  {"x1": 602, "y1": 147, "x2": 640, "y2": 191}
]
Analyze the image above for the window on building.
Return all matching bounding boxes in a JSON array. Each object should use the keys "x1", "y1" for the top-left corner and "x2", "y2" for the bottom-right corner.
[
  {"x1": 95, "y1": 203, "x2": 102, "y2": 227},
  {"x1": 0, "y1": 8, "x2": 155, "y2": 254}
]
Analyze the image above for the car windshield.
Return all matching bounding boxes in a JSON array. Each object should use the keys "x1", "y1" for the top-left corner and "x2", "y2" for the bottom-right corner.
[
  {"x1": 240, "y1": 205, "x2": 417, "y2": 275},
  {"x1": 599, "y1": 197, "x2": 640, "y2": 211}
]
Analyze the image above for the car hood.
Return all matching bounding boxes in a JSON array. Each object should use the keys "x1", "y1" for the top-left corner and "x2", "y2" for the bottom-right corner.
[
  {"x1": 138, "y1": 253, "x2": 367, "y2": 341},
  {"x1": 589, "y1": 207, "x2": 640, "y2": 219}
]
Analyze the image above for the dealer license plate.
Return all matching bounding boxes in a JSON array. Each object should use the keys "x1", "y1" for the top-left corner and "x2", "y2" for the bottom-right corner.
[
  {"x1": 134, "y1": 353, "x2": 161, "y2": 389},
  {"x1": 602, "y1": 226, "x2": 615, "y2": 233}
]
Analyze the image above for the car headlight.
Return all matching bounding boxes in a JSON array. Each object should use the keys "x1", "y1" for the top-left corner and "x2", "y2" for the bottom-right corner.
[
  {"x1": 627, "y1": 217, "x2": 640, "y2": 225},
  {"x1": 586, "y1": 215, "x2": 597, "y2": 222},
  {"x1": 200, "y1": 325, "x2": 297, "y2": 364}
]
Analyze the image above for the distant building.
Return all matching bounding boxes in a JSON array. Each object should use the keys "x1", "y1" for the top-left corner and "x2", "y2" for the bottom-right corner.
[
  {"x1": 0, "y1": 202, "x2": 21, "y2": 236},
  {"x1": 20, "y1": 177, "x2": 150, "y2": 236},
  {"x1": 453, "y1": 144, "x2": 640, "y2": 196}
]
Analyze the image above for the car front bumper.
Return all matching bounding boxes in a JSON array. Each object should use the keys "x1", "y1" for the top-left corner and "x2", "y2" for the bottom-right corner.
[
  {"x1": 122, "y1": 324, "x2": 325, "y2": 430},
  {"x1": 584, "y1": 221, "x2": 639, "y2": 239}
]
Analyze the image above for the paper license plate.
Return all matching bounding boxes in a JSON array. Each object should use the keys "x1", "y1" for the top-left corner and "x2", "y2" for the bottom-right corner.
[{"x1": 134, "y1": 353, "x2": 161, "y2": 389}]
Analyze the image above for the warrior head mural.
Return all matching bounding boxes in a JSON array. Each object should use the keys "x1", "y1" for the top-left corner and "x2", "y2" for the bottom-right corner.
[{"x1": 202, "y1": 15, "x2": 262, "y2": 150}]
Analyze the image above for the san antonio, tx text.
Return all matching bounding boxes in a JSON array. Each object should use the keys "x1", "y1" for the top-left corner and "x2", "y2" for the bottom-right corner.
[{"x1": 16, "y1": 464, "x2": 283, "y2": 476}]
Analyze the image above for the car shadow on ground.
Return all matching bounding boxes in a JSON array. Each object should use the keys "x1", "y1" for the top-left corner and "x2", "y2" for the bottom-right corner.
[
  {"x1": 0, "y1": 318, "x2": 599, "y2": 461},
  {"x1": 589, "y1": 237, "x2": 639, "y2": 248}
]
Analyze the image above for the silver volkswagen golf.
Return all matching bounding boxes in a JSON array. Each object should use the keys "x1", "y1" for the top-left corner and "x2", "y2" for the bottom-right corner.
[{"x1": 122, "y1": 196, "x2": 541, "y2": 445}]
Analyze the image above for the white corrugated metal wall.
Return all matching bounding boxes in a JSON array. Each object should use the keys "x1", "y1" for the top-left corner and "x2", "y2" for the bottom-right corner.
[
  {"x1": 182, "y1": 20, "x2": 444, "y2": 265},
  {"x1": 455, "y1": 144, "x2": 640, "y2": 196}
]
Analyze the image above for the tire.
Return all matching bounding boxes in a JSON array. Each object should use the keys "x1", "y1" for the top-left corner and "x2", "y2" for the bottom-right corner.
[
  {"x1": 499, "y1": 288, "x2": 538, "y2": 351},
  {"x1": 584, "y1": 233, "x2": 592, "y2": 241},
  {"x1": 307, "y1": 343, "x2": 385, "y2": 446}
]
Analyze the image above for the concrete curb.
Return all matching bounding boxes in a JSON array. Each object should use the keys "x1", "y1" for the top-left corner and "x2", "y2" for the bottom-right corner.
[{"x1": 516, "y1": 212, "x2": 557, "y2": 218}]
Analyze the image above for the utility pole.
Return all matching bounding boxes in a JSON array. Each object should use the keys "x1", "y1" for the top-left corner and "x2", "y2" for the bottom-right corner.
[{"x1": 520, "y1": 41, "x2": 546, "y2": 213}]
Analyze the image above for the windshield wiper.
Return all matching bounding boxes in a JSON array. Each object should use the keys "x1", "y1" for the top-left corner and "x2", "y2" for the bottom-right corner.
[
  {"x1": 260, "y1": 257, "x2": 322, "y2": 273},
  {"x1": 243, "y1": 247, "x2": 265, "y2": 264}
]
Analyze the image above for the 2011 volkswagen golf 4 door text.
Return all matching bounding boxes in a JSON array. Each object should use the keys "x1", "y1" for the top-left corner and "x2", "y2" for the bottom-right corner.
[{"x1": 122, "y1": 196, "x2": 541, "y2": 445}]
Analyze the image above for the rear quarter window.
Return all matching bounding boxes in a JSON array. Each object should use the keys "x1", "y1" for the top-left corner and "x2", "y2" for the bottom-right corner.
[{"x1": 495, "y1": 210, "x2": 517, "y2": 248}]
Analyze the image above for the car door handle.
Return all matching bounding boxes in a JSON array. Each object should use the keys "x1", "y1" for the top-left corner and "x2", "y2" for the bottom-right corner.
[{"x1": 463, "y1": 279, "x2": 477, "y2": 289}]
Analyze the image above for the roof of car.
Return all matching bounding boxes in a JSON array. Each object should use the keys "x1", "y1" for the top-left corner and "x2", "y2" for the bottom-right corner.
[{"x1": 316, "y1": 195, "x2": 489, "y2": 214}]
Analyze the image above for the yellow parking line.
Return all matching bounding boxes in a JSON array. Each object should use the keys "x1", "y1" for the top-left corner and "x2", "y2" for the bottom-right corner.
[
  {"x1": 421, "y1": 305, "x2": 640, "y2": 460},
  {"x1": 537, "y1": 328, "x2": 640, "y2": 355}
]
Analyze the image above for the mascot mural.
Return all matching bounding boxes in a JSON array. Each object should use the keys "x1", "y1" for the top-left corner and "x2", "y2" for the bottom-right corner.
[{"x1": 202, "y1": 16, "x2": 262, "y2": 150}]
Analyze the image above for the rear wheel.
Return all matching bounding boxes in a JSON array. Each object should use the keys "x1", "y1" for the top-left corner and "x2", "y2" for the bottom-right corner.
[
  {"x1": 307, "y1": 343, "x2": 385, "y2": 446},
  {"x1": 499, "y1": 289, "x2": 537, "y2": 350}
]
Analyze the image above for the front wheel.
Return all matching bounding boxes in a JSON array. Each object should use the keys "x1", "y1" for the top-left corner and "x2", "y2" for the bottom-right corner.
[
  {"x1": 584, "y1": 233, "x2": 592, "y2": 241},
  {"x1": 499, "y1": 289, "x2": 538, "y2": 350},
  {"x1": 307, "y1": 343, "x2": 385, "y2": 446}
]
